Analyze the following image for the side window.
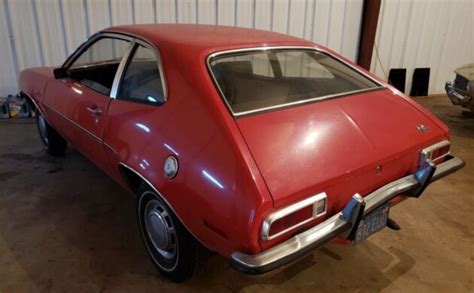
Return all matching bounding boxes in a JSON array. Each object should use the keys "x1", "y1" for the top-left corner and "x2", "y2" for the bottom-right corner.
[
  {"x1": 117, "y1": 45, "x2": 165, "y2": 105},
  {"x1": 68, "y1": 38, "x2": 130, "y2": 95}
]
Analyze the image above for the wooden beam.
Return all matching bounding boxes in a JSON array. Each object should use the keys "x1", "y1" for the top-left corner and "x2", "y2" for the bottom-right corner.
[{"x1": 357, "y1": 0, "x2": 382, "y2": 70}]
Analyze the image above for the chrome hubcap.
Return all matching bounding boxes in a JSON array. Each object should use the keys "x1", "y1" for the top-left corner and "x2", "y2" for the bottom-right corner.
[
  {"x1": 38, "y1": 114, "x2": 48, "y2": 145},
  {"x1": 144, "y1": 199, "x2": 176, "y2": 259}
]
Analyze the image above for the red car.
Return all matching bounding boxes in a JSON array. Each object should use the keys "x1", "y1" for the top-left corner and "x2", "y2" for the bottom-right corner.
[{"x1": 19, "y1": 24, "x2": 464, "y2": 282}]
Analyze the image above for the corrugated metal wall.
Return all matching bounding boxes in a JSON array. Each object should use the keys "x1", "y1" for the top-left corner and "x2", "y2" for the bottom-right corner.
[
  {"x1": 371, "y1": 0, "x2": 474, "y2": 95},
  {"x1": 0, "y1": 0, "x2": 364, "y2": 97}
]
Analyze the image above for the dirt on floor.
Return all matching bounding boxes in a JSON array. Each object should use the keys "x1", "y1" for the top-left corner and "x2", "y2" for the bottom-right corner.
[{"x1": 0, "y1": 95, "x2": 473, "y2": 292}]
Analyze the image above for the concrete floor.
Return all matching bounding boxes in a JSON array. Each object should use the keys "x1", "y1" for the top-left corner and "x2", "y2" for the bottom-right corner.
[{"x1": 0, "y1": 95, "x2": 472, "y2": 292}]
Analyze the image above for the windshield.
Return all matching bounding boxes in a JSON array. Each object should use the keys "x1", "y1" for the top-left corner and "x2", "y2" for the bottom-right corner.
[{"x1": 209, "y1": 49, "x2": 381, "y2": 116}]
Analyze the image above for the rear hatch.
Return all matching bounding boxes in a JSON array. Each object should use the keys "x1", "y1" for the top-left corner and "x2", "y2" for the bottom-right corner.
[{"x1": 236, "y1": 88, "x2": 446, "y2": 208}]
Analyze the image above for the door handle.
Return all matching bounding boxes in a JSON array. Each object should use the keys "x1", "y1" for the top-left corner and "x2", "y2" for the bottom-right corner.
[{"x1": 86, "y1": 106, "x2": 102, "y2": 116}]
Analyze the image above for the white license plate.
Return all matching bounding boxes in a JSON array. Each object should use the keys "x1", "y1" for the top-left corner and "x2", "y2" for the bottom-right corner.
[{"x1": 354, "y1": 204, "x2": 389, "y2": 244}]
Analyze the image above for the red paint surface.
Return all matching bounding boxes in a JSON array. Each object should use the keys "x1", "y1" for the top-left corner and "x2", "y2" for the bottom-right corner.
[{"x1": 19, "y1": 24, "x2": 449, "y2": 257}]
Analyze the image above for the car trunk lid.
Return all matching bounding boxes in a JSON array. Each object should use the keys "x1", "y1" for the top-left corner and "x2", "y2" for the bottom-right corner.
[{"x1": 235, "y1": 89, "x2": 446, "y2": 208}]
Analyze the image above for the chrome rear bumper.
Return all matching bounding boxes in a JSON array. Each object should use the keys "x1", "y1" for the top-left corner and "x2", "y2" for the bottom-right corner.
[{"x1": 230, "y1": 155, "x2": 465, "y2": 274}]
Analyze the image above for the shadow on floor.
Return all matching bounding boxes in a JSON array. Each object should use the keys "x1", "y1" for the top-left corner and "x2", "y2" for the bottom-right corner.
[{"x1": 0, "y1": 145, "x2": 415, "y2": 292}]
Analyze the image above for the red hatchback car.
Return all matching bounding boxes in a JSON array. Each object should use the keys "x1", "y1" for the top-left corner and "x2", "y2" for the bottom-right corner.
[{"x1": 19, "y1": 24, "x2": 464, "y2": 282}]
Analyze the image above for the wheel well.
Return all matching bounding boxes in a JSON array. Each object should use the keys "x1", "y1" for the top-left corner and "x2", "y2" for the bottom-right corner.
[
  {"x1": 118, "y1": 164, "x2": 144, "y2": 194},
  {"x1": 20, "y1": 92, "x2": 37, "y2": 112}
]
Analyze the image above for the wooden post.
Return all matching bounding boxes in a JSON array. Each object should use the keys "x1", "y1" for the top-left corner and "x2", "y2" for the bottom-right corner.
[{"x1": 357, "y1": 0, "x2": 382, "y2": 70}]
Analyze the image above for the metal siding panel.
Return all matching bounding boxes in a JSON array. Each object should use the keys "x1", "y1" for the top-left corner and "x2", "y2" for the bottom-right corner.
[
  {"x1": 156, "y1": 0, "x2": 177, "y2": 23},
  {"x1": 7, "y1": 0, "x2": 43, "y2": 70},
  {"x1": 272, "y1": 0, "x2": 289, "y2": 33},
  {"x1": 235, "y1": 0, "x2": 254, "y2": 28},
  {"x1": 371, "y1": 0, "x2": 392, "y2": 79},
  {"x1": 303, "y1": 0, "x2": 315, "y2": 40},
  {"x1": 415, "y1": 1, "x2": 435, "y2": 67},
  {"x1": 423, "y1": 0, "x2": 445, "y2": 94},
  {"x1": 217, "y1": 0, "x2": 235, "y2": 26},
  {"x1": 177, "y1": 0, "x2": 197, "y2": 23},
  {"x1": 326, "y1": 0, "x2": 345, "y2": 53},
  {"x1": 436, "y1": 0, "x2": 466, "y2": 92},
  {"x1": 287, "y1": 0, "x2": 305, "y2": 37},
  {"x1": 111, "y1": 0, "x2": 134, "y2": 26},
  {"x1": 35, "y1": 0, "x2": 67, "y2": 66},
  {"x1": 340, "y1": 0, "x2": 363, "y2": 62},
  {"x1": 61, "y1": 0, "x2": 88, "y2": 54},
  {"x1": 0, "y1": 0, "x2": 364, "y2": 96},
  {"x1": 254, "y1": 0, "x2": 272, "y2": 31},
  {"x1": 135, "y1": 0, "x2": 155, "y2": 24},
  {"x1": 373, "y1": 0, "x2": 474, "y2": 94},
  {"x1": 386, "y1": 0, "x2": 408, "y2": 69},
  {"x1": 402, "y1": 0, "x2": 426, "y2": 92},
  {"x1": 86, "y1": 0, "x2": 112, "y2": 32},
  {"x1": 0, "y1": 0, "x2": 18, "y2": 95},
  {"x1": 312, "y1": 0, "x2": 331, "y2": 46},
  {"x1": 197, "y1": 0, "x2": 217, "y2": 24}
]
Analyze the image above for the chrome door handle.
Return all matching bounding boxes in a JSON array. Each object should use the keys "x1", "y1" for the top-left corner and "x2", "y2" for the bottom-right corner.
[{"x1": 86, "y1": 106, "x2": 102, "y2": 116}]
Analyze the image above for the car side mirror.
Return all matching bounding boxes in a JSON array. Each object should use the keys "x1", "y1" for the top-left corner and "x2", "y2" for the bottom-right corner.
[{"x1": 53, "y1": 67, "x2": 69, "y2": 79}]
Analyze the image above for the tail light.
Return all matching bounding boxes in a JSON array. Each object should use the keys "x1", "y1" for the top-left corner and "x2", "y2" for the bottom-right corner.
[
  {"x1": 261, "y1": 193, "x2": 327, "y2": 241},
  {"x1": 420, "y1": 140, "x2": 450, "y2": 166}
]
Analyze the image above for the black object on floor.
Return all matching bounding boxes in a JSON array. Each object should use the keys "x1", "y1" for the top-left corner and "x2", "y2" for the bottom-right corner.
[
  {"x1": 410, "y1": 68, "x2": 430, "y2": 96},
  {"x1": 387, "y1": 217, "x2": 401, "y2": 231},
  {"x1": 388, "y1": 68, "x2": 406, "y2": 93}
]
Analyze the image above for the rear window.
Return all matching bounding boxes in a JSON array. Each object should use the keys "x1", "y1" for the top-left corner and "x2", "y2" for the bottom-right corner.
[{"x1": 209, "y1": 49, "x2": 381, "y2": 116}]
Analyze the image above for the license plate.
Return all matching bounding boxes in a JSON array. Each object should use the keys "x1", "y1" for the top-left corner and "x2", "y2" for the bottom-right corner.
[{"x1": 354, "y1": 204, "x2": 389, "y2": 244}]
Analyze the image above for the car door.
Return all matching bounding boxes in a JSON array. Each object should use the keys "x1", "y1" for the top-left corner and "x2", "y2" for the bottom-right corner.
[{"x1": 43, "y1": 34, "x2": 133, "y2": 172}]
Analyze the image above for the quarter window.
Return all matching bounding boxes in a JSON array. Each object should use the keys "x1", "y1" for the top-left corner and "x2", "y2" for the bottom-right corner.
[{"x1": 117, "y1": 45, "x2": 165, "y2": 105}]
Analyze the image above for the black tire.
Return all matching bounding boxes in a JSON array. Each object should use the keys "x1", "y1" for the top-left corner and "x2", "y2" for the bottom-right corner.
[
  {"x1": 36, "y1": 112, "x2": 67, "y2": 156},
  {"x1": 137, "y1": 184, "x2": 208, "y2": 282}
]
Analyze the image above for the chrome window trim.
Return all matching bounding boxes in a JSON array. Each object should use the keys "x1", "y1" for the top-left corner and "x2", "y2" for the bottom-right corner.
[
  {"x1": 104, "y1": 32, "x2": 168, "y2": 102},
  {"x1": 111, "y1": 39, "x2": 168, "y2": 101},
  {"x1": 110, "y1": 40, "x2": 136, "y2": 99},
  {"x1": 261, "y1": 192, "x2": 327, "y2": 241},
  {"x1": 118, "y1": 163, "x2": 210, "y2": 250},
  {"x1": 59, "y1": 32, "x2": 134, "y2": 98},
  {"x1": 206, "y1": 46, "x2": 386, "y2": 117},
  {"x1": 62, "y1": 32, "x2": 133, "y2": 69},
  {"x1": 60, "y1": 31, "x2": 169, "y2": 102},
  {"x1": 135, "y1": 39, "x2": 168, "y2": 101}
]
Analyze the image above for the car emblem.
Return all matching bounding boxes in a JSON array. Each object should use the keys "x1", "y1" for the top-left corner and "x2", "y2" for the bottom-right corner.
[{"x1": 417, "y1": 124, "x2": 430, "y2": 133}]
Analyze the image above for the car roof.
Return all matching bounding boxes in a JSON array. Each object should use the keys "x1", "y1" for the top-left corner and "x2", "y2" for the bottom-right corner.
[{"x1": 104, "y1": 24, "x2": 313, "y2": 54}]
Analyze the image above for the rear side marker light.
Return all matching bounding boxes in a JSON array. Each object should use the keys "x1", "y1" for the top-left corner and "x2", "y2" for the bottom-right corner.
[
  {"x1": 269, "y1": 205, "x2": 313, "y2": 236},
  {"x1": 262, "y1": 193, "x2": 327, "y2": 241},
  {"x1": 431, "y1": 145, "x2": 450, "y2": 164}
]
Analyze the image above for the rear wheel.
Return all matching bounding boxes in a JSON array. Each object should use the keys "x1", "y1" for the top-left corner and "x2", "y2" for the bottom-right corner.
[
  {"x1": 36, "y1": 112, "x2": 67, "y2": 156},
  {"x1": 137, "y1": 184, "x2": 208, "y2": 282}
]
